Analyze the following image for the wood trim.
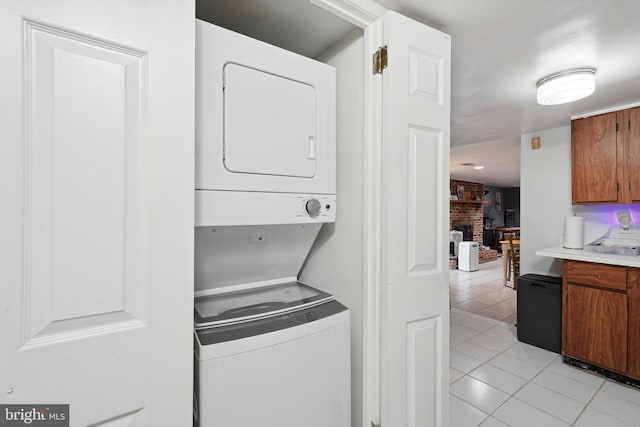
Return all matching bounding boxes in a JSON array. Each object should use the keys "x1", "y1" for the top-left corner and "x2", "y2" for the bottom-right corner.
[
  {"x1": 562, "y1": 260, "x2": 568, "y2": 354},
  {"x1": 571, "y1": 101, "x2": 640, "y2": 120},
  {"x1": 310, "y1": 0, "x2": 387, "y2": 28},
  {"x1": 628, "y1": 297, "x2": 640, "y2": 379},
  {"x1": 628, "y1": 269, "x2": 640, "y2": 379},
  {"x1": 628, "y1": 107, "x2": 640, "y2": 202},
  {"x1": 450, "y1": 199, "x2": 485, "y2": 204},
  {"x1": 307, "y1": 3, "x2": 387, "y2": 425},
  {"x1": 361, "y1": 15, "x2": 384, "y2": 427},
  {"x1": 617, "y1": 109, "x2": 631, "y2": 204}
]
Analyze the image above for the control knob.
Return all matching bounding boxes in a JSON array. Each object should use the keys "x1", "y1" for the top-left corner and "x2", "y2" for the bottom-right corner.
[{"x1": 305, "y1": 198, "x2": 321, "y2": 217}]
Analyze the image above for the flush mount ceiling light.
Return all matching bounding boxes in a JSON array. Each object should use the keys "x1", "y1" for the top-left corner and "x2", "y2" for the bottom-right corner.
[
  {"x1": 461, "y1": 162, "x2": 484, "y2": 170},
  {"x1": 536, "y1": 68, "x2": 596, "y2": 105}
]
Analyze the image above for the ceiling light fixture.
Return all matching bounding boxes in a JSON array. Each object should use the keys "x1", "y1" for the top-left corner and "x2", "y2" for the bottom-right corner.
[
  {"x1": 536, "y1": 67, "x2": 596, "y2": 105},
  {"x1": 461, "y1": 162, "x2": 485, "y2": 170}
]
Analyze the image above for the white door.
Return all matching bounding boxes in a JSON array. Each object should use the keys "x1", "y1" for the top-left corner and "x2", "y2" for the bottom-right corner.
[
  {"x1": 380, "y1": 10, "x2": 451, "y2": 427},
  {"x1": 0, "y1": 1, "x2": 194, "y2": 425}
]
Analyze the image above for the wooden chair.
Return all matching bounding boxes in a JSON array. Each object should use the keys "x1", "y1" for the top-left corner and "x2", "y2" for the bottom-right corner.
[{"x1": 505, "y1": 233, "x2": 520, "y2": 290}]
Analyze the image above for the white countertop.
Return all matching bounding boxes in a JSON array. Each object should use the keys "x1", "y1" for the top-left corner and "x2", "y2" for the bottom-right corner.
[{"x1": 536, "y1": 246, "x2": 640, "y2": 268}]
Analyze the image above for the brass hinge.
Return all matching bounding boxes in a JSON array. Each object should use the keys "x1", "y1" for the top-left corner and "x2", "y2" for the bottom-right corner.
[
  {"x1": 371, "y1": 422, "x2": 380, "y2": 427},
  {"x1": 373, "y1": 46, "x2": 388, "y2": 74}
]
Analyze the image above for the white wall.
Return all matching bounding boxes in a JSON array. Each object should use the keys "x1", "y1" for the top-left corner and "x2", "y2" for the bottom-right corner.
[
  {"x1": 521, "y1": 125, "x2": 640, "y2": 277},
  {"x1": 520, "y1": 126, "x2": 572, "y2": 277},
  {"x1": 299, "y1": 28, "x2": 364, "y2": 427}
]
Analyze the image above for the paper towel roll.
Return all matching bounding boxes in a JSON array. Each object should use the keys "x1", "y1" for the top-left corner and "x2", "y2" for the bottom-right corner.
[{"x1": 563, "y1": 216, "x2": 584, "y2": 249}]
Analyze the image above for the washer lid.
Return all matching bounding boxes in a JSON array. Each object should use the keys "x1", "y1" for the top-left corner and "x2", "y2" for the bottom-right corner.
[{"x1": 194, "y1": 282, "x2": 332, "y2": 328}]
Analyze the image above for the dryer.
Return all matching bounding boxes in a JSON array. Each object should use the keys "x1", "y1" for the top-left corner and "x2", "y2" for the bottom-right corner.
[{"x1": 195, "y1": 19, "x2": 336, "y2": 226}]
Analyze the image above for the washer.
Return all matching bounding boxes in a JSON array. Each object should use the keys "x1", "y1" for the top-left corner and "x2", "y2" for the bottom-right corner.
[{"x1": 194, "y1": 282, "x2": 350, "y2": 427}]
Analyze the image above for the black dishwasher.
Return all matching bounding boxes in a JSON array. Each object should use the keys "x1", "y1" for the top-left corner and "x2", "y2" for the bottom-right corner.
[{"x1": 517, "y1": 274, "x2": 562, "y2": 353}]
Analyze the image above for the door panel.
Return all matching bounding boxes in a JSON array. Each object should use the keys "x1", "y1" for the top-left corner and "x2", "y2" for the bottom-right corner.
[
  {"x1": 406, "y1": 127, "x2": 442, "y2": 275},
  {"x1": 571, "y1": 112, "x2": 618, "y2": 203},
  {"x1": 0, "y1": 1, "x2": 194, "y2": 425},
  {"x1": 564, "y1": 284, "x2": 627, "y2": 373},
  {"x1": 628, "y1": 107, "x2": 640, "y2": 202},
  {"x1": 381, "y1": 11, "x2": 450, "y2": 427},
  {"x1": 23, "y1": 19, "x2": 145, "y2": 345}
]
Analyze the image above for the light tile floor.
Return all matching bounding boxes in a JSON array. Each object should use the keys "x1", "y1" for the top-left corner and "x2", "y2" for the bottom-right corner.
[
  {"x1": 450, "y1": 258, "x2": 516, "y2": 324},
  {"x1": 449, "y1": 308, "x2": 640, "y2": 426}
]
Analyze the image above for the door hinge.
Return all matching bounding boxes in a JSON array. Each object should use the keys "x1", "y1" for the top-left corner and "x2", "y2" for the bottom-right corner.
[
  {"x1": 630, "y1": 120, "x2": 632, "y2": 130},
  {"x1": 617, "y1": 182, "x2": 620, "y2": 192},
  {"x1": 616, "y1": 122, "x2": 619, "y2": 132},
  {"x1": 371, "y1": 422, "x2": 380, "y2": 427},
  {"x1": 373, "y1": 46, "x2": 388, "y2": 74}
]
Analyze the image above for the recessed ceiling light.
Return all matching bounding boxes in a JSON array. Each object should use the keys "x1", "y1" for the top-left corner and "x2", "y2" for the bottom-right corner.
[
  {"x1": 461, "y1": 162, "x2": 484, "y2": 170},
  {"x1": 536, "y1": 68, "x2": 596, "y2": 105}
]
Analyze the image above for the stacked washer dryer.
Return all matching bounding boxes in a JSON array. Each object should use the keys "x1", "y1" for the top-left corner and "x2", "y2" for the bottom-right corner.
[{"x1": 194, "y1": 19, "x2": 350, "y2": 427}]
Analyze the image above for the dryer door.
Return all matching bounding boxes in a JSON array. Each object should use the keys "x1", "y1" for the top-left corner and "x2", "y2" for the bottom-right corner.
[{"x1": 224, "y1": 63, "x2": 317, "y2": 178}]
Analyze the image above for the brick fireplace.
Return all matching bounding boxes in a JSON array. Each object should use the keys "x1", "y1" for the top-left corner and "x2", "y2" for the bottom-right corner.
[{"x1": 449, "y1": 179, "x2": 497, "y2": 267}]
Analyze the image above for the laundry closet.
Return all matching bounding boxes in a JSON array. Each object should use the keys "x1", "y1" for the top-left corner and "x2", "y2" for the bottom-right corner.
[
  {"x1": 195, "y1": 1, "x2": 452, "y2": 426},
  {"x1": 193, "y1": 2, "x2": 370, "y2": 426}
]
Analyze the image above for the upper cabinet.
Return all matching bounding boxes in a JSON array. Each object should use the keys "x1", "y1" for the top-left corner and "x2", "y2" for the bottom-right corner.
[{"x1": 571, "y1": 106, "x2": 640, "y2": 204}]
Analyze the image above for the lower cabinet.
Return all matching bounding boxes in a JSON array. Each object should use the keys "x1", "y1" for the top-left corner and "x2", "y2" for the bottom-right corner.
[
  {"x1": 563, "y1": 260, "x2": 639, "y2": 380},
  {"x1": 627, "y1": 270, "x2": 640, "y2": 379}
]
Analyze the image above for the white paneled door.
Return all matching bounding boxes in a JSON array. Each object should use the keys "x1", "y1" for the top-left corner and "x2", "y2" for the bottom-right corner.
[
  {"x1": 381, "y1": 11, "x2": 451, "y2": 427},
  {"x1": 0, "y1": 1, "x2": 194, "y2": 425}
]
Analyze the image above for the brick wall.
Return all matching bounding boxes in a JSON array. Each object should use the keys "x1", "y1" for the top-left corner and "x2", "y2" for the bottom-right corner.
[{"x1": 450, "y1": 179, "x2": 484, "y2": 246}]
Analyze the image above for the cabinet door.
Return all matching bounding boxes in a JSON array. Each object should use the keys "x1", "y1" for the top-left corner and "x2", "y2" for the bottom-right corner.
[
  {"x1": 564, "y1": 283, "x2": 627, "y2": 373},
  {"x1": 627, "y1": 269, "x2": 640, "y2": 379},
  {"x1": 627, "y1": 107, "x2": 640, "y2": 202},
  {"x1": 571, "y1": 112, "x2": 619, "y2": 203}
]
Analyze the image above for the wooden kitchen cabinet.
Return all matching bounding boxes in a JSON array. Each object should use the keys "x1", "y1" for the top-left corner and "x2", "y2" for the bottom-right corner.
[
  {"x1": 571, "y1": 107, "x2": 640, "y2": 204},
  {"x1": 627, "y1": 270, "x2": 640, "y2": 378},
  {"x1": 563, "y1": 260, "x2": 640, "y2": 380}
]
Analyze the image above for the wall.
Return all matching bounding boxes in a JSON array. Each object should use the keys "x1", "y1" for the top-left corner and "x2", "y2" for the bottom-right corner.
[
  {"x1": 521, "y1": 126, "x2": 573, "y2": 277},
  {"x1": 298, "y1": 28, "x2": 364, "y2": 427},
  {"x1": 521, "y1": 124, "x2": 640, "y2": 277}
]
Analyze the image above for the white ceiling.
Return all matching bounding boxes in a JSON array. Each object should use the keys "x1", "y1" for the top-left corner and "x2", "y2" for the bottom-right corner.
[
  {"x1": 198, "y1": 0, "x2": 640, "y2": 188},
  {"x1": 378, "y1": 0, "x2": 640, "y2": 187}
]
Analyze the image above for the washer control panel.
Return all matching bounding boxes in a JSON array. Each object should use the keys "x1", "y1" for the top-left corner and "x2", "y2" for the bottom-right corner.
[
  {"x1": 297, "y1": 195, "x2": 336, "y2": 220},
  {"x1": 196, "y1": 191, "x2": 337, "y2": 226}
]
